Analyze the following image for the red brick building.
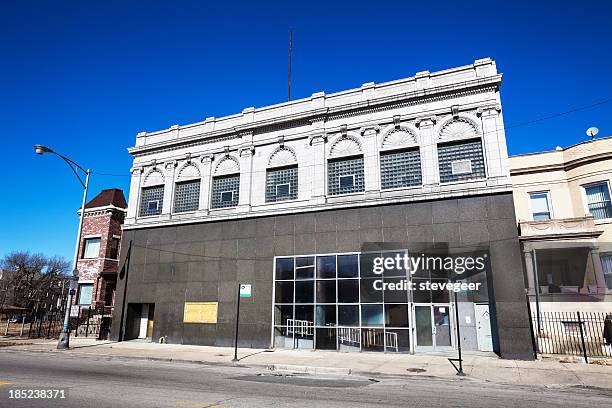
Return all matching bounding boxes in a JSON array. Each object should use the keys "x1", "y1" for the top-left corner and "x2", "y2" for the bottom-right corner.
[{"x1": 75, "y1": 189, "x2": 127, "y2": 317}]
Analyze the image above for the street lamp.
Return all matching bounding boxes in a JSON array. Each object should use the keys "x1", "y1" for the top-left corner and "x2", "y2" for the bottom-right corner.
[{"x1": 34, "y1": 144, "x2": 90, "y2": 349}]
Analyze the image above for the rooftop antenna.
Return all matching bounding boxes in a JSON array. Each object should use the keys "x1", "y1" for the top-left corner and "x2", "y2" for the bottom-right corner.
[
  {"x1": 288, "y1": 29, "x2": 292, "y2": 101},
  {"x1": 586, "y1": 127, "x2": 599, "y2": 140}
]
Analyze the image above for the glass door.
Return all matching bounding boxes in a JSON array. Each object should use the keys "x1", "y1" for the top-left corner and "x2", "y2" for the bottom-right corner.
[
  {"x1": 414, "y1": 304, "x2": 453, "y2": 351},
  {"x1": 414, "y1": 305, "x2": 433, "y2": 350},
  {"x1": 432, "y1": 304, "x2": 452, "y2": 350}
]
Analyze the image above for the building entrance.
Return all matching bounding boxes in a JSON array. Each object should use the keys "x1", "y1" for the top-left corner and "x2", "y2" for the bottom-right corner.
[{"x1": 414, "y1": 304, "x2": 453, "y2": 351}]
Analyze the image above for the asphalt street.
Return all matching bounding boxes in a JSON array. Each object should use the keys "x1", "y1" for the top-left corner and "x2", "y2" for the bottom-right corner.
[{"x1": 0, "y1": 350, "x2": 610, "y2": 408}]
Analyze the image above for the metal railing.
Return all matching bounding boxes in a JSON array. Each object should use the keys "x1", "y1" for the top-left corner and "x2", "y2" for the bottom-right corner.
[
  {"x1": 286, "y1": 319, "x2": 314, "y2": 336},
  {"x1": 337, "y1": 327, "x2": 360, "y2": 346},
  {"x1": 2, "y1": 305, "x2": 114, "y2": 340},
  {"x1": 531, "y1": 311, "x2": 612, "y2": 362}
]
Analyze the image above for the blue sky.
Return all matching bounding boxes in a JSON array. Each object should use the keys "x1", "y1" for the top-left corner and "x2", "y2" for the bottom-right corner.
[{"x1": 1, "y1": 0, "x2": 611, "y2": 262}]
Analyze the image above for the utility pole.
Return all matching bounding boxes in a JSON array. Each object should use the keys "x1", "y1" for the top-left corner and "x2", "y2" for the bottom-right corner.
[
  {"x1": 118, "y1": 240, "x2": 133, "y2": 342},
  {"x1": 288, "y1": 29, "x2": 292, "y2": 101},
  {"x1": 34, "y1": 144, "x2": 89, "y2": 350}
]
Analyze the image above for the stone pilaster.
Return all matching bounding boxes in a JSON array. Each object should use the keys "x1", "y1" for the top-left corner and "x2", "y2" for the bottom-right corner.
[
  {"x1": 162, "y1": 161, "x2": 177, "y2": 217},
  {"x1": 361, "y1": 125, "x2": 381, "y2": 197},
  {"x1": 309, "y1": 132, "x2": 327, "y2": 204},
  {"x1": 198, "y1": 154, "x2": 214, "y2": 215},
  {"x1": 126, "y1": 167, "x2": 143, "y2": 222},
  {"x1": 523, "y1": 248, "x2": 536, "y2": 295},
  {"x1": 478, "y1": 105, "x2": 506, "y2": 185},
  {"x1": 238, "y1": 145, "x2": 255, "y2": 211},
  {"x1": 590, "y1": 247, "x2": 608, "y2": 294},
  {"x1": 415, "y1": 116, "x2": 438, "y2": 189}
]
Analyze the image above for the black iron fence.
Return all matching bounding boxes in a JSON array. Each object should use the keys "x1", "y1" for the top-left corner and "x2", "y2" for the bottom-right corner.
[
  {"x1": 72, "y1": 306, "x2": 113, "y2": 340},
  {"x1": 2, "y1": 305, "x2": 113, "y2": 340},
  {"x1": 531, "y1": 311, "x2": 612, "y2": 362},
  {"x1": 1, "y1": 307, "x2": 66, "y2": 339}
]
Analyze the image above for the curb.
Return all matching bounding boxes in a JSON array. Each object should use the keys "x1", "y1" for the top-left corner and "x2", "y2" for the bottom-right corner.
[
  {"x1": 3, "y1": 346, "x2": 612, "y2": 392},
  {"x1": 268, "y1": 364, "x2": 352, "y2": 376},
  {"x1": 0, "y1": 347, "x2": 242, "y2": 368}
]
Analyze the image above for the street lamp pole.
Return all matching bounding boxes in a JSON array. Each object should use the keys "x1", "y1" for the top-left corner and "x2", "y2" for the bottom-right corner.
[{"x1": 34, "y1": 144, "x2": 90, "y2": 349}]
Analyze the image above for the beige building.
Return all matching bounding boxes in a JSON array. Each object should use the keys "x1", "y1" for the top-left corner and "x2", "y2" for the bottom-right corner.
[{"x1": 510, "y1": 136, "x2": 612, "y2": 312}]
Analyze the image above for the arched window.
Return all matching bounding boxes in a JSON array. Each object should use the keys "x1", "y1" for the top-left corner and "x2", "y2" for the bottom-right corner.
[
  {"x1": 328, "y1": 136, "x2": 364, "y2": 195},
  {"x1": 379, "y1": 127, "x2": 421, "y2": 189},
  {"x1": 266, "y1": 147, "x2": 298, "y2": 202},
  {"x1": 140, "y1": 168, "x2": 165, "y2": 216},
  {"x1": 437, "y1": 118, "x2": 485, "y2": 183},
  {"x1": 174, "y1": 163, "x2": 201, "y2": 213},
  {"x1": 211, "y1": 156, "x2": 240, "y2": 208}
]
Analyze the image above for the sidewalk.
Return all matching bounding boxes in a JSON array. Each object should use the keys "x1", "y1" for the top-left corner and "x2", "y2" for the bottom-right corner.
[{"x1": 2, "y1": 337, "x2": 612, "y2": 390}]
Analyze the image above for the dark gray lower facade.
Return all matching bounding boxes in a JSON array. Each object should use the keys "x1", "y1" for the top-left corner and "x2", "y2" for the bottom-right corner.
[{"x1": 110, "y1": 192, "x2": 534, "y2": 360}]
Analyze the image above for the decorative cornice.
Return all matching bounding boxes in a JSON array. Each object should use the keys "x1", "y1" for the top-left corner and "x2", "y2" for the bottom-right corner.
[
  {"x1": 510, "y1": 151, "x2": 612, "y2": 176},
  {"x1": 128, "y1": 75, "x2": 501, "y2": 158},
  {"x1": 238, "y1": 129, "x2": 254, "y2": 139},
  {"x1": 309, "y1": 112, "x2": 328, "y2": 126}
]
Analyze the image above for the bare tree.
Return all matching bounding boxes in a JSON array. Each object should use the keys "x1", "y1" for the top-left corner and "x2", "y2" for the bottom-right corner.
[{"x1": 0, "y1": 251, "x2": 70, "y2": 318}]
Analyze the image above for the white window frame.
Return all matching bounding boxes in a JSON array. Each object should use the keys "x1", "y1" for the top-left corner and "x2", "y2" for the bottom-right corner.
[
  {"x1": 451, "y1": 159, "x2": 472, "y2": 176},
  {"x1": 146, "y1": 200, "x2": 160, "y2": 213},
  {"x1": 220, "y1": 190, "x2": 234, "y2": 203},
  {"x1": 275, "y1": 183, "x2": 291, "y2": 198},
  {"x1": 339, "y1": 174, "x2": 355, "y2": 189},
  {"x1": 77, "y1": 283, "x2": 94, "y2": 305},
  {"x1": 528, "y1": 191, "x2": 553, "y2": 221},
  {"x1": 581, "y1": 180, "x2": 612, "y2": 222},
  {"x1": 82, "y1": 237, "x2": 101, "y2": 259}
]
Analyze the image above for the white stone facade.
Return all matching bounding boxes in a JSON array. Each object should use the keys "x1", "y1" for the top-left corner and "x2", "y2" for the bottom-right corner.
[{"x1": 125, "y1": 58, "x2": 511, "y2": 230}]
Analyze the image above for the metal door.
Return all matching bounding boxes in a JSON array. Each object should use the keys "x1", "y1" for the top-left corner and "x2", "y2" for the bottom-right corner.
[{"x1": 475, "y1": 304, "x2": 493, "y2": 351}]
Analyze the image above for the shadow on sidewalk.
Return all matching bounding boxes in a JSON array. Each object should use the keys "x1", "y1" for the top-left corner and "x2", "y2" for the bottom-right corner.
[
  {"x1": 67, "y1": 341, "x2": 115, "y2": 350},
  {"x1": 237, "y1": 349, "x2": 275, "y2": 362}
]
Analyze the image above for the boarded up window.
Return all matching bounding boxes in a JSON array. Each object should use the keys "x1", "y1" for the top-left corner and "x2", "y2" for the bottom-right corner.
[{"x1": 183, "y1": 302, "x2": 218, "y2": 323}]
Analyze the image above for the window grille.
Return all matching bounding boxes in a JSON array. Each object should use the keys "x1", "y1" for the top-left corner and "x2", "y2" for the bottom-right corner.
[
  {"x1": 211, "y1": 174, "x2": 239, "y2": 208},
  {"x1": 174, "y1": 180, "x2": 200, "y2": 213},
  {"x1": 380, "y1": 148, "x2": 422, "y2": 189},
  {"x1": 266, "y1": 166, "x2": 298, "y2": 202},
  {"x1": 327, "y1": 156, "x2": 364, "y2": 195},
  {"x1": 584, "y1": 183, "x2": 612, "y2": 220},
  {"x1": 139, "y1": 185, "x2": 164, "y2": 216},
  {"x1": 437, "y1": 140, "x2": 485, "y2": 183}
]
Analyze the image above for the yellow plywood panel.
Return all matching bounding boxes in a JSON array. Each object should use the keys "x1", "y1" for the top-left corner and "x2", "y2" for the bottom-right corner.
[{"x1": 183, "y1": 302, "x2": 218, "y2": 324}]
